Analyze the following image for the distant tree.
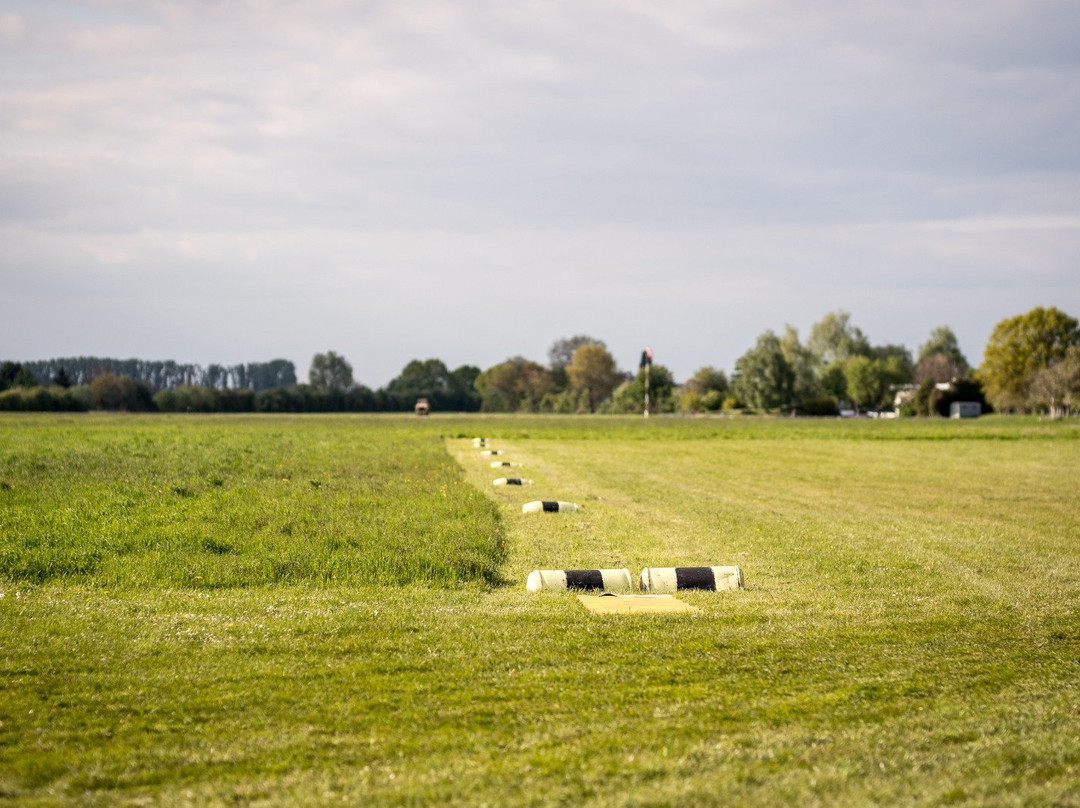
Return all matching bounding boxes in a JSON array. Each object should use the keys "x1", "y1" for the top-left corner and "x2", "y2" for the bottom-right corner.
[
  {"x1": 977, "y1": 306, "x2": 1080, "y2": 412},
  {"x1": 205, "y1": 364, "x2": 227, "y2": 390},
  {"x1": 1028, "y1": 346, "x2": 1080, "y2": 418},
  {"x1": 548, "y1": 335, "x2": 606, "y2": 390},
  {"x1": 807, "y1": 310, "x2": 871, "y2": 366},
  {"x1": 245, "y1": 359, "x2": 297, "y2": 391},
  {"x1": 566, "y1": 344, "x2": 621, "y2": 412},
  {"x1": 475, "y1": 357, "x2": 554, "y2": 412},
  {"x1": 779, "y1": 324, "x2": 821, "y2": 407},
  {"x1": 89, "y1": 373, "x2": 155, "y2": 411},
  {"x1": 51, "y1": 367, "x2": 73, "y2": 388},
  {"x1": 309, "y1": 351, "x2": 354, "y2": 393},
  {"x1": 732, "y1": 331, "x2": 795, "y2": 411},
  {"x1": 871, "y1": 344, "x2": 914, "y2": 384},
  {"x1": 845, "y1": 357, "x2": 886, "y2": 413},
  {"x1": 384, "y1": 358, "x2": 483, "y2": 411},
  {"x1": 914, "y1": 353, "x2": 958, "y2": 386},
  {"x1": 917, "y1": 325, "x2": 969, "y2": 374},
  {"x1": 678, "y1": 366, "x2": 729, "y2": 412},
  {"x1": 819, "y1": 361, "x2": 848, "y2": 401},
  {"x1": 607, "y1": 364, "x2": 676, "y2": 414},
  {"x1": 0, "y1": 361, "x2": 38, "y2": 390},
  {"x1": 447, "y1": 365, "x2": 482, "y2": 411}
]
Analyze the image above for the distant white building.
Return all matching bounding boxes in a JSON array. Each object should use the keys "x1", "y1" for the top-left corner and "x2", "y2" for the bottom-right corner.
[{"x1": 950, "y1": 401, "x2": 981, "y2": 419}]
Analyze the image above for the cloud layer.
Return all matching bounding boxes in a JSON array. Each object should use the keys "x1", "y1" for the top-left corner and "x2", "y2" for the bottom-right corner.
[{"x1": 3, "y1": 1, "x2": 1079, "y2": 383}]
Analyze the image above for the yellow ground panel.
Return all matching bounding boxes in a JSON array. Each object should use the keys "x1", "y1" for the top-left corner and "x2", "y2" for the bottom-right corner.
[{"x1": 576, "y1": 594, "x2": 698, "y2": 615}]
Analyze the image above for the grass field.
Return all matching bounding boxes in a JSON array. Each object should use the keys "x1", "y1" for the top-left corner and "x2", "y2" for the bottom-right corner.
[{"x1": 2, "y1": 413, "x2": 1079, "y2": 805}]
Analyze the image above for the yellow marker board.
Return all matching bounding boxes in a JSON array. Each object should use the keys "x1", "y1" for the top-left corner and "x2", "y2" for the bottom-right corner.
[{"x1": 576, "y1": 594, "x2": 698, "y2": 615}]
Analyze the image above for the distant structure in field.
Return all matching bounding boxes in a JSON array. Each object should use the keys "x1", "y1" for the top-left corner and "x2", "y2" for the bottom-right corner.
[{"x1": 414, "y1": 397, "x2": 430, "y2": 416}]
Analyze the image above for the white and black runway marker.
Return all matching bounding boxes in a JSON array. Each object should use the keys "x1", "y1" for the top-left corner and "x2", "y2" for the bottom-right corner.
[
  {"x1": 522, "y1": 500, "x2": 579, "y2": 514},
  {"x1": 493, "y1": 478, "x2": 533, "y2": 486},
  {"x1": 526, "y1": 568, "x2": 632, "y2": 592},
  {"x1": 639, "y1": 566, "x2": 743, "y2": 593}
]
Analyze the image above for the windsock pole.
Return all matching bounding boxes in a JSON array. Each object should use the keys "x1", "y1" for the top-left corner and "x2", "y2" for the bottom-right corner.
[
  {"x1": 644, "y1": 359, "x2": 650, "y2": 418},
  {"x1": 641, "y1": 345, "x2": 653, "y2": 418}
]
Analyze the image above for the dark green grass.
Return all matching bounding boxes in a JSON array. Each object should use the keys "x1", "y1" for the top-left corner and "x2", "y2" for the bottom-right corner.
[{"x1": 2, "y1": 413, "x2": 1080, "y2": 805}]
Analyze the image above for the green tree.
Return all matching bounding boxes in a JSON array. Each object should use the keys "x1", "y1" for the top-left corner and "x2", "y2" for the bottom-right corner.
[
  {"x1": 732, "y1": 331, "x2": 795, "y2": 412},
  {"x1": 448, "y1": 365, "x2": 482, "y2": 411},
  {"x1": 780, "y1": 324, "x2": 821, "y2": 407},
  {"x1": 566, "y1": 344, "x2": 621, "y2": 412},
  {"x1": 1028, "y1": 346, "x2": 1080, "y2": 418},
  {"x1": 0, "y1": 361, "x2": 38, "y2": 391},
  {"x1": 89, "y1": 373, "x2": 155, "y2": 411},
  {"x1": 678, "y1": 366, "x2": 729, "y2": 412},
  {"x1": 51, "y1": 367, "x2": 73, "y2": 388},
  {"x1": 475, "y1": 357, "x2": 554, "y2": 412},
  {"x1": 385, "y1": 358, "x2": 481, "y2": 411},
  {"x1": 977, "y1": 306, "x2": 1080, "y2": 412},
  {"x1": 871, "y1": 344, "x2": 914, "y2": 384},
  {"x1": 845, "y1": 357, "x2": 887, "y2": 414},
  {"x1": 309, "y1": 351, "x2": 354, "y2": 393},
  {"x1": 606, "y1": 364, "x2": 676, "y2": 414},
  {"x1": 548, "y1": 335, "x2": 605, "y2": 390},
  {"x1": 819, "y1": 361, "x2": 848, "y2": 400},
  {"x1": 917, "y1": 325, "x2": 969, "y2": 374},
  {"x1": 914, "y1": 325, "x2": 968, "y2": 385},
  {"x1": 807, "y1": 310, "x2": 871, "y2": 366}
]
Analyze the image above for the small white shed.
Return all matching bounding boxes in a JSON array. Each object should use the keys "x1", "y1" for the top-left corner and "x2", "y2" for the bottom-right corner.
[{"x1": 950, "y1": 401, "x2": 981, "y2": 419}]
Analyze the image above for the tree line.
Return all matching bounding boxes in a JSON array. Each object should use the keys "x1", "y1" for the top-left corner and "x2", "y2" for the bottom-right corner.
[{"x1": 3, "y1": 306, "x2": 1078, "y2": 415}]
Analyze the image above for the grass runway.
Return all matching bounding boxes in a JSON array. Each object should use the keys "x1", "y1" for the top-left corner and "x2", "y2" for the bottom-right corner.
[{"x1": 2, "y1": 413, "x2": 1079, "y2": 805}]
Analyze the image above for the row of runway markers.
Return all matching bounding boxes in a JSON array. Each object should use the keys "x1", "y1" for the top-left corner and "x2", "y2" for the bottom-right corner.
[
  {"x1": 474, "y1": 437, "x2": 743, "y2": 597},
  {"x1": 475, "y1": 437, "x2": 577, "y2": 515}
]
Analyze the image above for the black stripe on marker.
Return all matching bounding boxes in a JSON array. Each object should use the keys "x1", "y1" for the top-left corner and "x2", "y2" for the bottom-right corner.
[
  {"x1": 542, "y1": 501, "x2": 559, "y2": 512},
  {"x1": 675, "y1": 567, "x2": 717, "y2": 591},
  {"x1": 506, "y1": 478, "x2": 523, "y2": 485},
  {"x1": 564, "y1": 569, "x2": 605, "y2": 590}
]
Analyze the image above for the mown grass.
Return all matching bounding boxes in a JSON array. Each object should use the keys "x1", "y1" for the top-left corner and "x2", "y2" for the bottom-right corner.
[{"x1": 2, "y1": 413, "x2": 1079, "y2": 805}]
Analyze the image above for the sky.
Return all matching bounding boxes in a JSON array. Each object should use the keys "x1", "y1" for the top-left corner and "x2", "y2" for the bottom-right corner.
[{"x1": 2, "y1": 0, "x2": 1079, "y2": 387}]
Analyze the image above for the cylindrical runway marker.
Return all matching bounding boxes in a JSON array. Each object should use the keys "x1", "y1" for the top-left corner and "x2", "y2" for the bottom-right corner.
[
  {"x1": 480, "y1": 450, "x2": 504, "y2": 457},
  {"x1": 526, "y1": 568, "x2": 632, "y2": 592},
  {"x1": 472, "y1": 438, "x2": 489, "y2": 447},
  {"x1": 639, "y1": 566, "x2": 743, "y2": 593},
  {"x1": 491, "y1": 461, "x2": 519, "y2": 468},
  {"x1": 493, "y1": 478, "x2": 533, "y2": 486},
  {"x1": 522, "y1": 500, "x2": 579, "y2": 514}
]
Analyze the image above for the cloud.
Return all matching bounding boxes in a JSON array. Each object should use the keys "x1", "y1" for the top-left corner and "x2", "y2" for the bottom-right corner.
[{"x1": 1, "y1": 1, "x2": 1079, "y2": 383}]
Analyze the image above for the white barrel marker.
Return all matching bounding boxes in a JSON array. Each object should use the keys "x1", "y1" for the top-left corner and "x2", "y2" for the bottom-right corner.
[
  {"x1": 480, "y1": 450, "x2": 504, "y2": 457},
  {"x1": 526, "y1": 568, "x2": 632, "y2": 593},
  {"x1": 491, "y1": 461, "x2": 519, "y2": 468},
  {"x1": 522, "y1": 500, "x2": 579, "y2": 514},
  {"x1": 493, "y1": 478, "x2": 533, "y2": 486},
  {"x1": 639, "y1": 566, "x2": 743, "y2": 593},
  {"x1": 472, "y1": 438, "x2": 489, "y2": 447}
]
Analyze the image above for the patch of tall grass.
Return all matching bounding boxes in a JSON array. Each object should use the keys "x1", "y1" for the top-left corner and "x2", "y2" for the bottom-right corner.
[{"x1": 0, "y1": 414, "x2": 505, "y2": 588}]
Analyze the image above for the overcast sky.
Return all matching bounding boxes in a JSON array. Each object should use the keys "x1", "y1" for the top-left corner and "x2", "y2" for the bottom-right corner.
[{"x1": 3, "y1": 1, "x2": 1079, "y2": 386}]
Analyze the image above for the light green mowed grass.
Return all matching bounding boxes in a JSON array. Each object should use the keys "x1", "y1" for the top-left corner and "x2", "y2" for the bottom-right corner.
[{"x1": 2, "y1": 413, "x2": 1080, "y2": 805}]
